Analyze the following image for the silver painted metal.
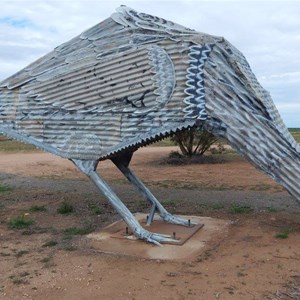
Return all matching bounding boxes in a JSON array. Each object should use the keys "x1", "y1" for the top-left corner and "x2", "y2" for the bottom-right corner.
[
  {"x1": 0, "y1": 6, "x2": 299, "y2": 244},
  {"x1": 111, "y1": 154, "x2": 196, "y2": 227}
]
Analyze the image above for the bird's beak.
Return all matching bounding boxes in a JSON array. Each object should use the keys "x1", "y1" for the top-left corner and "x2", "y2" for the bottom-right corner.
[{"x1": 203, "y1": 39, "x2": 300, "y2": 202}]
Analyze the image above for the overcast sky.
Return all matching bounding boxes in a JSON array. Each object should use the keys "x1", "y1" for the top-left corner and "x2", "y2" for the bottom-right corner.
[{"x1": 0, "y1": 0, "x2": 299, "y2": 127}]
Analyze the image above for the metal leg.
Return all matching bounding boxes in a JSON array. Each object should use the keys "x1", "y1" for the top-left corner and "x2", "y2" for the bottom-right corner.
[
  {"x1": 71, "y1": 159, "x2": 179, "y2": 245},
  {"x1": 112, "y1": 154, "x2": 196, "y2": 227}
]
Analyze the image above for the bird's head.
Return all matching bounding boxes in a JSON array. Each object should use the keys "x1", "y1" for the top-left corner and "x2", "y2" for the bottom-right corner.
[{"x1": 192, "y1": 37, "x2": 300, "y2": 202}]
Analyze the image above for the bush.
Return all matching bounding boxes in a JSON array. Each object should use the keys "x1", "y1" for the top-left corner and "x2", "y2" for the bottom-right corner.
[{"x1": 171, "y1": 126, "x2": 218, "y2": 157}]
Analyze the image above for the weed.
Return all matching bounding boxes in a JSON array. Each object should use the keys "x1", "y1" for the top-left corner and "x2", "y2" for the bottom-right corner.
[
  {"x1": 61, "y1": 244, "x2": 77, "y2": 251},
  {"x1": 0, "y1": 203, "x2": 5, "y2": 209},
  {"x1": 197, "y1": 250, "x2": 212, "y2": 262},
  {"x1": 19, "y1": 271, "x2": 30, "y2": 277},
  {"x1": 138, "y1": 200, "x2": 149, "y2": 209},
  {"x1": 267, "y1": 207, "x2": 278, "y2": 213},
  {"x1": 88, "y1": 203, "x2": 103, "y2": 215},
  {"x1": 211, "y1": 203, "x2": 224, "y2": 210},
  {"x1": 0, "y1": 184, "x2": 12, "y2": 193},
  {"x1": 275, "y1": 227, "x2": 294, "y2": 239},
  {"x1": 63, "y1": 226, "x2": 93, "y2": 239},
  {"x1": 29, "y1": 205, "x2": 47, "y2": 212},
  {"x1": 63, "y1": 245, "x2": 77, "y2": 251},
  {"x1": 40, "y1": 257, "x2": 51, "y2": 263},
  {"x1": 230, "y1": 204, "x2": 253, "y2": 214},
  {"x1": 8, "y1": 216, "x2": 34, "y2": 229},
  {"x1": 40, "y1": 256, "x2": 56, "y2": 268},
  {"x1": 10, "y1": 272, "x2": 30, "y2": 285},
  {"x1": 15, "y1": 250, "x2": 29, "y2": 258},
  {"x1": 57, "y1": 201, "x2": 74, "y2": 214},
  {"x1": 21, "y1": 226, "x2": 48, "y2": 235},
  {"x1": 250, "y1": 184, "x2": 271, "y2": 191},
  {"x1": 162, "y1": 199, "x2": 177, "y2": 207},
  {"x1": 12, "y1": 278, "x2": 29, "y2": 285},
  {"x1": 42, "y1": 240, "x2": 58, "y2": 247}
]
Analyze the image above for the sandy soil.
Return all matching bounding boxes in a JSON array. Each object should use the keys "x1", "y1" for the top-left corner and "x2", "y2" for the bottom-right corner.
[{"x1": 0, "y1": 147, "x2": 299, "y2": 299}]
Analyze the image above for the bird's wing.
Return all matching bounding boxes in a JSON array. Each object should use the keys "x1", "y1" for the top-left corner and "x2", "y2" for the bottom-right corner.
[
  {"x1": 0, "y1": 6, "x2": 194, "y2": 90},
  {"x1": 0, "y1": 6, "x2": 193, "y2": 160}
]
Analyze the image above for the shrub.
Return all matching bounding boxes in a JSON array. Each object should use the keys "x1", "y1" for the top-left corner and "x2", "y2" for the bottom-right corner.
[
  {"x1": 29, "y1": 205, "x2": 47, "y2": 212},
  {"x1": 57, "y1": 202, "x2": 74, "y2": 214},
  {"x1": 171, "y1": 126, "x2": 218, "y2": 157},
  {"x1": 8, "y1": 216, "x2": 34, "y2": 229}
]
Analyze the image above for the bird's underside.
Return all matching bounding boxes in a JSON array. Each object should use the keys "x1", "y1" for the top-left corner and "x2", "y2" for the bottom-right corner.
[{"x1": 0, "y1": 6, "x2": 299, "y2": 245}]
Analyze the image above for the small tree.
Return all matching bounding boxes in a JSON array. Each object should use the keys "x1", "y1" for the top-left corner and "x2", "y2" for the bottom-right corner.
[{"x1": 171, "y1": 126, "x2": 218, "y2": 157}]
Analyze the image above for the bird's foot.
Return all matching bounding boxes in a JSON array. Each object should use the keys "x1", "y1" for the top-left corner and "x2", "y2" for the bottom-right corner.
[
  {"x1": 162, "y1": 213, "x2": 197, "y2": 227},
  {"x1": 134, "y1": 227, "x2": 180, "y2": 246}
]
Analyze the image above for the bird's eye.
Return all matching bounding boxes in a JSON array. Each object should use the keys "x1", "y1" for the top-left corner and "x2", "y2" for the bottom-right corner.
[{"x1": 226, "y1": 48, "x2": 234, "y2": 55}]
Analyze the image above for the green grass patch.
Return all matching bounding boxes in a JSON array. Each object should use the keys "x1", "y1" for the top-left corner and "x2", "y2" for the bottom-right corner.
[
  {"x1": 211, "y1": 203, "x2": 225, "y2": 210},
  {"x1": 161, "y1": 199, "x2": 177, "y2": 207},
  {"x1": 152, "y1": 137, "x2": 175, "y2": 147},
  {"x1": 42, "y1": 240, "x2": 58, "y2": 247},
  {"x1": 230, "y1": 204, "x2": 253, "y2": 214},
  {"x1": 275, "y1": 227, "x2": 294, "y2": 239},
  {"x1": 0, "y1": 184, "x2": 12, "y2": 193},
  {"x1": 63, "y1": 226, "x2": 93, "y2": 239},
  {"x1": 267, "y1": 206, "x2": 278, "y2": 213},
  {"x1": 57, "y1": 201, "x2": 74, "y2": 214},
  {"x1": 289, "y1": 128, "x2": 300, "y2": 132},
  {"x1": 88, "y1": 203, "x2": 103, "y2": 215},
  {"x1": 292, "y1": 133, "x2": 300, "y2": 143},
  {"x1": 0, "y1": 139, "x2": 37, "y2": 153},
  {"x1": 290, "y1": 128, "x2": 300, "y2": 143},
  {"x1": 8, "y1": 216, "x2": 34, "y2": 229},
  {"x1": 29, "y1": 205, "x2": 47, "y2": 212}
]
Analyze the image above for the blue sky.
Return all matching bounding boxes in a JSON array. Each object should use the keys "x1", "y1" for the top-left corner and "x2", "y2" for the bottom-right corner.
[{"x1": 0, "y1": 0, "x2": 299, "y2": 127}]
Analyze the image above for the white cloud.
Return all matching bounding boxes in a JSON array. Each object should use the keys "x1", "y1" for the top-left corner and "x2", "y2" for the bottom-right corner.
[{"x1": 0, "y1": 0, "x2": 299, "y2": 126}]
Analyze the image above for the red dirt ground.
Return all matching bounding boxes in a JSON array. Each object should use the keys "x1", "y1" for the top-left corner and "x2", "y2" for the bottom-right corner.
[{"x1": 0, "y1": 147, "x2": 299, "y2": 299}]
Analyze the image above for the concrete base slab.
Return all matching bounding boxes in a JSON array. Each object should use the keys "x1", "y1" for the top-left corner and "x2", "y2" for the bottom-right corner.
[{"x1": 87, "y1": 214, "x2": 229, "y2": 261}]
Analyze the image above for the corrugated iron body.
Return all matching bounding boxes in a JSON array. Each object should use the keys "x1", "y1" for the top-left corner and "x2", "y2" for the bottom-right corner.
[
  {"x1": 0, "y1": 6, "x2": 299, "y2": 203},
  {"x1": 0, "y1": 8, "x2": 202, "y2": 160}
]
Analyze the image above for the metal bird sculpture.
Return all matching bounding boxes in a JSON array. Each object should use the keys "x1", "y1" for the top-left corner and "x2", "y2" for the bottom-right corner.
[{"x1": 0, "y1": 6, "x2": 299, "y2": 245}]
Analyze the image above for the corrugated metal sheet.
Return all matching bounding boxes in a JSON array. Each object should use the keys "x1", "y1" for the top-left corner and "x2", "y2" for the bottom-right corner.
[
  {"x1": 0, "y1": 5, "x2": 299, "y2": 203},
  {"x1": 0, "y1": 25, "x2": 196, "y2": 160},
  {"x1": 204, "y1": 42, "x2": 300, "y2": 201}
]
